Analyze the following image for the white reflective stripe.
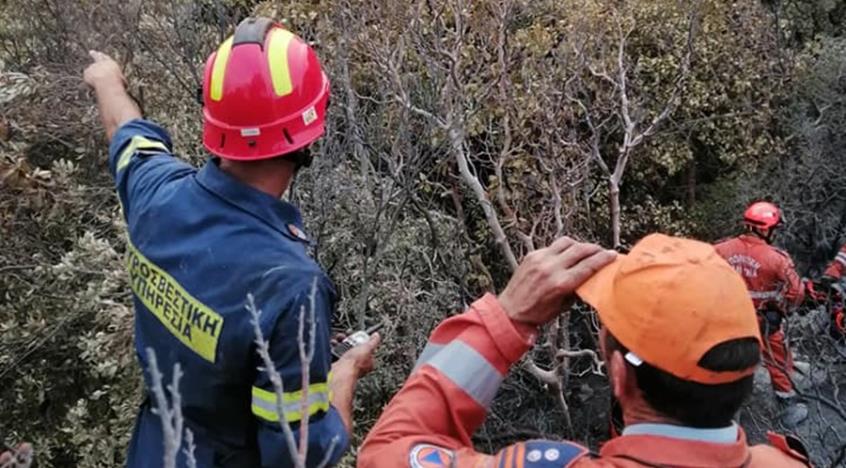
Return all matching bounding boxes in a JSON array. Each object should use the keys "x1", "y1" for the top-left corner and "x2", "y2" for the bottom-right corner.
[
  {"x1": 625, "y1": 351, "x2": 643, "y2": 366},
  {"x1": 748, "y1": 290, "x2": 781, "y2": 300},
  {"x1": 420, "y1": 340, "x2": 504, "y2": 407},
  {"x1": 412, "y1": 343, "x2": 445, "y2": 373},
  {"x1": 835, "y1": 253, "x2": 846, "y2": 266},
  {"x1": 251, "y1": 390, "x2": 331, "y2": 423},
  {"x1": 775, "y1": 390, "x2": 796, "y2": 399}
]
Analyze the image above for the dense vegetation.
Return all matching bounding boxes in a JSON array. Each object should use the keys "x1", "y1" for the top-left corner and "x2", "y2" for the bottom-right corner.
[{"x1": 1, "y1": 0, "x2": 845, "y2": 466}]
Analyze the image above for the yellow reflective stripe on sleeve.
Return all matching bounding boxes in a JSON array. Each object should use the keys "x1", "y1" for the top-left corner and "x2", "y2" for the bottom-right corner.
[
  {"x1": 251, "y1": 380, "x2": 332, "y2": 423},
  {"x1": 126, "y1": 242, "x2": 223, "y2": 362},
  {"x1": 210, "y1": 37, "x2": 234, "y2": 101},
  {"x1": 116, "y1": 136, "x2": 169, "y2": 172},
  {"x1": 267, "y1": 28, "x2": 295, "y2": 97}
]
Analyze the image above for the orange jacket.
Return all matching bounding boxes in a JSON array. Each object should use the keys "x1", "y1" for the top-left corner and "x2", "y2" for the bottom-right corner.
[
  {"x1": 358, "y1": 294, "x2": 809, "y2": 468},
  {"x1": 714, "y1": 235, "x2": 804, "y2": 313},
  {"x1": 824, "y1": 244, "x2": 846, "y2": 279}
]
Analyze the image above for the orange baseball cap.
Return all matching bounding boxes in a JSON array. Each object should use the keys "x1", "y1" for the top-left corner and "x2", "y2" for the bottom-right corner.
[{"x1": 576, "y1": 233, "x2": 762, "y2": 385}]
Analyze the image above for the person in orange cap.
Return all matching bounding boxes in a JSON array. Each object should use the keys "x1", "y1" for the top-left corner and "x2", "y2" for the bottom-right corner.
[
  {"x1": 358, "y1": 234, "x2": 810, "y2": 467},
  {"x1": 715, "y1": 201, "x2": 807, "y2": 427}
]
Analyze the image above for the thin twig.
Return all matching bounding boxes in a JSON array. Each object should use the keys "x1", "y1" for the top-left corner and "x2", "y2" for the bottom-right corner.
[
  {"x1": 247, "y1": 294, "x2": 302, "y2": 468},
  {"x1": 145, "y1": 348, "x2": 190, "y2": 468}
]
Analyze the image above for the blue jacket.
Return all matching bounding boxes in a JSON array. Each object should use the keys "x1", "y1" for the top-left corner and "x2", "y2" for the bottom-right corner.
[{"x1": 110, "y1": 120, "x2": 348, "y2": 467}]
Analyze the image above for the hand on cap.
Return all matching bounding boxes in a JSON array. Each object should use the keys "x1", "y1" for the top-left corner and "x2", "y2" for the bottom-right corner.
[
  {"x1": 83, "y1": 50, "x2": 125, "y2": 90},
  {"x1": 499, "y1": 237, "x2": 616, "y2": 326}
]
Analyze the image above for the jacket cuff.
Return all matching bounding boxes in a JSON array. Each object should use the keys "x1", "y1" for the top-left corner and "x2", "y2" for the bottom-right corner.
[{"x1": 475, "y1": 293, "x2": 536, "y2": 365}]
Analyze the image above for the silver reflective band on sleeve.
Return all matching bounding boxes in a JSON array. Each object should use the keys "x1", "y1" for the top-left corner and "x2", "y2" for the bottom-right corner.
[
  {"x1": 419, "y1": 340, "x2": 504, "y2": 408},
  {"x1": 836, "y1": 253, "x2": 846, "y2": 266},
  {"x1": 412, "y1": 343, "x2": 445, "y2": 373},
  {"x1": 748, "y1": 290, "x2": 781, "y2": 300}
]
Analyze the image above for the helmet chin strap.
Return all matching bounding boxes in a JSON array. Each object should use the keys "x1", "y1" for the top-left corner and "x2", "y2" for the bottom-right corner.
[
  {"x1": 763, "y1": 229, "x2": 775, "y2": 244},
  {"x1": 758, "y1": 227, "x2": 775, "y2": 244},
  {"x1": 746, "y1": 225, "x2": 775, "y2": 244}
]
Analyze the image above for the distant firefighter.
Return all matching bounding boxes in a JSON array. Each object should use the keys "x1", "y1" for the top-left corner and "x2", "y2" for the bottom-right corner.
[{"x1": 715, "y1": 201, "x2": 807, "y2": 428}]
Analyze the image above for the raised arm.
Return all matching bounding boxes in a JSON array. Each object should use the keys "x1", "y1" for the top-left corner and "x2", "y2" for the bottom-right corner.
[
  {"x1": 358, "y1": 239, "x2": 616, "y2": 467},
  {"x1": 83, "y1": 50, "x2": 141, "y2": 142}
]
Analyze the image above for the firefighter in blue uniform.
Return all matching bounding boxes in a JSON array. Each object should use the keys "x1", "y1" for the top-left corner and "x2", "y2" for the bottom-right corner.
[{"x1": 83, "y1": 18, "x2": 380, "y2": 467}]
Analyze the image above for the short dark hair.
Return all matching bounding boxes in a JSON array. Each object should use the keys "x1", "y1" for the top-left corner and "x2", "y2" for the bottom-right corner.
[
  {"x1": 284, "y1": 148, "x2": 313, "y2": 171},
  {"x1": 604, "y1": 332, "x2": 760, "y2": 428}
]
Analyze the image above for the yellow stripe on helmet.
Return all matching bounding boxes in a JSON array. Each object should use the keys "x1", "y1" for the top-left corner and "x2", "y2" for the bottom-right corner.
[
  {"x1": 210, "y1": 37, "x2": 234, "y2": 102},
  {"x1": 267, "y1": 28, "x2": 295, "y2": 97}
]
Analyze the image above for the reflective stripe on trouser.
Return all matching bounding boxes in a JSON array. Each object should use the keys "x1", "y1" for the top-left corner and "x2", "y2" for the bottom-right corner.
[
  {"x1": 748, "y1": 290, "x2": 781, "y2": 300},
  {"x1": 413, "y1": 340, "x2": 503, "y2": 408},
  {"x1": 762, "y1": 329, "x2": 794, "y2": 393},
  {"x1": 252, "y1": 381, "x2": 331, "y2": 423}
]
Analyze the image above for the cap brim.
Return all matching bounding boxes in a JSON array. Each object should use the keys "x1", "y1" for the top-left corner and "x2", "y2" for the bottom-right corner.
[{"x1": 575, "y1": 254, "x2": 626, "y2": 317}]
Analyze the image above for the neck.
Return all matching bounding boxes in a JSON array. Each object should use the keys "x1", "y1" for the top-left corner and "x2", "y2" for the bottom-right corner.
[
  {"x1": 623, "y1": 404, "x2": 679, "y2": 428},
  {"x1": 743, "y1": 231, "x2": 770, "y2": 244},
  {"x1": 219, "y1": 157, "x2": 294, "y2": 198}
]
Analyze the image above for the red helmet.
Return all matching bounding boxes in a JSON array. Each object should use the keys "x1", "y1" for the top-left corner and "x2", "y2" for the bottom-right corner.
[
  {"x1": 202, "y1": 17, "x2": 330, "y2": 161},
  {"x1": 743, "y1": 201, "x2": 782, "y2": 230}
]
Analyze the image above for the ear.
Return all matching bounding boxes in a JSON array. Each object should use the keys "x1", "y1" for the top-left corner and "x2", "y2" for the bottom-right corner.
[{"x1": 608, "y1": 350, "x2": 629, "y2": 400}]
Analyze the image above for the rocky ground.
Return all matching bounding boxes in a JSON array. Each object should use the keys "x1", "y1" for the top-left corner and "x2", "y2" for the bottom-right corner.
[{"x1": 741, "y1": 307, "x2": 846, "y2": 467}]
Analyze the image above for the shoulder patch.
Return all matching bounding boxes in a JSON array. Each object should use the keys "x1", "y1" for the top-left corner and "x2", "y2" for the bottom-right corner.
[
  {"x1": 409, "y1": 444, "x2": 454, "y2": 468},
  {"x1": 507, "y1": 440, "x2": 589, "y2": 468}
]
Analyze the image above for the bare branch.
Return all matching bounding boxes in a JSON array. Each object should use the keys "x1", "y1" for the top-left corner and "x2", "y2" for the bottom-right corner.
[
  {"x1": 247, "y1": 294, "x2": 301, "y2": 468},
  {"x1": 316, "y1": 436, "x2": 342, "y2": 468},
  {"x1": 450, "y1": 126, "x2": 519, "y2": 272},
  {"x1": 145, "y1": 348, "x2": 197, "y2": 468},
  {"x1": 183, "y1": 429, "x2": 197, "y2": 468},
  {"x1": 296, "y1": 279, "x2": 319, "y2": 466}
]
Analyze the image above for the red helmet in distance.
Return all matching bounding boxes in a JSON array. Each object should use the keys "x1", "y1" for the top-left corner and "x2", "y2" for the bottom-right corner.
[{"x1": 743, "y1": 201, "x2": 783, "y2": 231}]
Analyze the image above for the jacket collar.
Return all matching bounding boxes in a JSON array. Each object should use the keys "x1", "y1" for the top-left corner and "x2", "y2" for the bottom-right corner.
[
  {"x1": 739, "y1": 234, "x2": 768, "y2": 245},
  {"x1": 195, "y1": 158, "x2": 308, "y2": 243},
  {"x1": 622, "y1": 423, "x2": 738, "y2": 444},
  {"x1": 600, "y1": 426, "x2": 751, "y2": 467}
]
